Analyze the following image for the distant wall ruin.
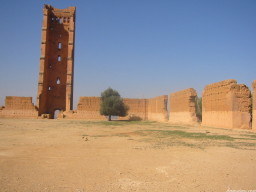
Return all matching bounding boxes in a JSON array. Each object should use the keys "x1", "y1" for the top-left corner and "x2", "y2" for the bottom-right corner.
[
  {"x1": 117, "y1": 96, "x2": 168, "y2": 121},
  {"x1": 76, "y1": 97, "x2": 105, "y2": 119},
  {"x1": 63, "y1": 97, "x2": 106, "y2": 120},
  {"x1": 202, "y1": 79, "x2": 251, "y2": 129},
  {"x1": 147, "y1": 95, "x2": 168, "y2": 122},
  {"x1": 169, "y1": 88, "x2": 198, "y2": 125},
  {"x1": 62, "y1": 95, "x2": 168, "y2": 122},
  {"x1": 0, "y1": 97, "x2": 38, "y2": 118},
  {"x1": 122, "y1": 98, "x2": 148, "y2": 120},
  {"x1": 252, "y1": 80, "x2": 256, "y2": 131}
]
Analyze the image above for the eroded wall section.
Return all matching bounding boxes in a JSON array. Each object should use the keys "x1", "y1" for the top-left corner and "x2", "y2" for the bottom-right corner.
[
  {"x1": 64, "y1": 97, "x2": 149, "y2": 120},
  {"x1": 202, "y1": 79, "x2": 251, "y2": 129},
  {"x1": 63, "y1": 95, "x2": 168, "y2": 121},
  {"x1": 122, "y1": 98, "x2": 148, "y2": 120},
  {"x1": 252, "y1": 80, "x2": 256, "y2": 130},
  {"x1": 147, "y1": 95, "x2": 168, "y2": 122},
  {"x1": 169, "y1": 88, "x2": 198, "y2": 125},
  {"x1": 64, "y1": 97, "x2": 105, "y2": 120},
  {"x1": 0, "y1": 97, "x2": 38, "y2": 118}
]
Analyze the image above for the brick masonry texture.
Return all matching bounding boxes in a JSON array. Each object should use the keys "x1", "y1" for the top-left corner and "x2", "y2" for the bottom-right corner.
[
  {"x1": 169, "y1": 88, "x2": 198, "y2": 125},
  {"x1": 0, "y1": 97, "x2": 38, "y2": 118},
  {"x1": 121, "y1": 98, "x2": 148, "y2": 120},
  {"x1": 68, "y1": 97, "x2": 106, "y2": 120},
  {"x1": 147, "y1": 95, "x2": 168, "y2": 122},
  {"x1": 37, "y1": 5, "x2": 76, "y2": 118},
  {"x1": 202, "y1": 79, "x2": 251, "y2": 129}
]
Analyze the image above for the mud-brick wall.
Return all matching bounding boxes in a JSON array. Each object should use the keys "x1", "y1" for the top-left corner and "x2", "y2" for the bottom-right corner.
[
  {"x1": 66, "y1": 97, "x2": 149, "y2": 120},
  {"x1": 202, "y1": 79, "x2": 251, "y2": 129},
  {"x1": 252, "y1": 80, "x2": 256, "y2": 131},
  {"x1": 169, "y1": 88, "x2": 198, "y2": 125},
  {"x1": 147, "y1": 95, "x2": 168, "y2": 122},
  {"x1": 64, "y1": 95, "x2": 168, "y2": 122},
  {"x1": 0, "y1": 96, "x2": 38, "y2": 118},
  {"x1": 68, "y1": 97, "x2": 106, "y2": 120},
  {"x1": 122, "y1": 98, "x2": 148, "y2": 120}
]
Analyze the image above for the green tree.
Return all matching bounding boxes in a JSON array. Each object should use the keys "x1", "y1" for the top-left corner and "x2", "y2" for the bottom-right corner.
[
  {"x1": 100, "y1": 88, "x2": 129, "y2": 121},
  {"x1": 195, "y1": 96, "x2": 202, "y2": 121}
]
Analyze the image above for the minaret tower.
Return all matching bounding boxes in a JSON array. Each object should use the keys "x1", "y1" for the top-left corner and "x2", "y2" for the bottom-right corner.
[{"x1": 37, "y1": 5, "x2": 76, "y2": 118}]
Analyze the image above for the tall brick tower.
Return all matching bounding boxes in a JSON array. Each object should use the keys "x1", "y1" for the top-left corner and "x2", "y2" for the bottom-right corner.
[{"x1": 37, "y1": 5, "x2": 76, "y2": 118}]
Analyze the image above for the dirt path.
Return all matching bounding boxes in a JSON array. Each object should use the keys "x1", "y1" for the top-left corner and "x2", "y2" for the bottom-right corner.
[{"x1": 0, "y1": 119, "x2": 256, "y2": 192}]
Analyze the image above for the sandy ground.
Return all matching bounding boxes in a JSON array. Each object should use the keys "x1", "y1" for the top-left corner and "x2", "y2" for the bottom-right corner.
[{"x1": 0, "y1": 119, "x2": 256, "y2": 192}]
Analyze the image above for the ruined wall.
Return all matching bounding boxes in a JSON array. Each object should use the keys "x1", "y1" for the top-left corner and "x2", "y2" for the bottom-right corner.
[
  {"x1": 122, "y1": 96, "x2": 167, "y2": 121},
  {"x1": 169, "y1": 88, "x2": 198, "y2": 125},
  {"x1": 147, "y1": 95, "x2": 168, "y2": 122},
  {"x1": 64, "y1": 97, "x2": 105, "y2": 120},
  {"x1": 64, "y1": 97, "x2": 148, "y2": 120},
  {"x1": 202, "y1": 79, "x2": 251, "y2": 129},
  {"x1": 63, "y1": 95, "x2": 167, "y2": 122},
  {"x1": 252, "y1": 80, "x2": 256, "y2": 131},
  {"x1": 121, "y1": 98, "x2": 148, "y2": 120},
  {"x1": 0, "y1": 97, "x2": 38, "y2": 118}
]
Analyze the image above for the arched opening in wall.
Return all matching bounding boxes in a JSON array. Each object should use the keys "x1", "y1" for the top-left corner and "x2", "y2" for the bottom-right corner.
[
  {"x1": 58, "y1": 42, "x2": 62, "y2": 49},
  {"x1": 56, "y1": 77, "x2": 60, "y2": 85},
  {"x1": 54, "y1": 109, "x2": 61, "y2": 119}
]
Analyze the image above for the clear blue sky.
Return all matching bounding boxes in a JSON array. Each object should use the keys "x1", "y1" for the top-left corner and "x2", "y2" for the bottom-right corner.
[{"x1": 0, "y1": 0, "x2": 255, "y2": 108}]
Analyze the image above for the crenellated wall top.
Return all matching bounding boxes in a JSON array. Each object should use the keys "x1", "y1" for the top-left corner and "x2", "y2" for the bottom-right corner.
[{"x1": 44, "y1": 4, "x2": 76, "y2": 18}]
